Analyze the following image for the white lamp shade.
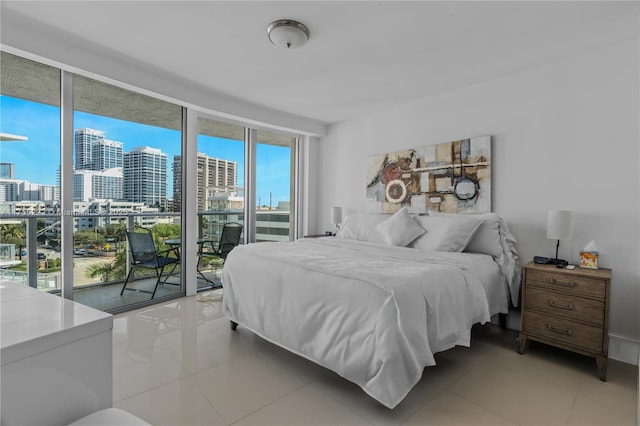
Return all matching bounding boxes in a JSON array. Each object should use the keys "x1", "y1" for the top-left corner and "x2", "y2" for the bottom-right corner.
[
  {"x1": 331, "y1": 206, "x2": 342, "y2": 225},
  {"x1": 547, "y1": 210, "x2": 573, "y2": 240}
]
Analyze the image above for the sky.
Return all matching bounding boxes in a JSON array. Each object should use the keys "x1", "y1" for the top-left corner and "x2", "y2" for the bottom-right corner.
[{"x1": 0, "y1": 96, "x2": 291, "y2": 207}]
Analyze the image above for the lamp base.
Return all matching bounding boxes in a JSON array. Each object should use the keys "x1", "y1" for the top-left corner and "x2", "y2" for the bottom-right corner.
[{"x1": 550, "y1": 258, "x2": 568, "y2": 268}]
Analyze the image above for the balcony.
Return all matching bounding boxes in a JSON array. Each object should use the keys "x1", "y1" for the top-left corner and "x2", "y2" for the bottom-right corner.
[
  {"x1": 0, "y1": 209, "x2": 293, "y2": 313},
  {"x1": 0, "y1": 211, "x2": 245, "y2": 313}
]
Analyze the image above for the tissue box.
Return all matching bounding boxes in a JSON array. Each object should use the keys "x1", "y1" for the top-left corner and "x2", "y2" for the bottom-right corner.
[{"x1": 579, "y1": 251, "x2": 599, "y2": 269}]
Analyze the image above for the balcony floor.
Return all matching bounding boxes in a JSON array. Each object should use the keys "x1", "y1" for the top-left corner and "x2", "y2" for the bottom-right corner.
[{"x1": 72, "y1": 269, "x2": 221, "y2": 312}]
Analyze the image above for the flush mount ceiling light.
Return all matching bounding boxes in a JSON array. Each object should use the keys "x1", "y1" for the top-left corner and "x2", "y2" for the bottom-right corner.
[{"x1": 267, "y1": 19, "x2": 310, "y2": 49}]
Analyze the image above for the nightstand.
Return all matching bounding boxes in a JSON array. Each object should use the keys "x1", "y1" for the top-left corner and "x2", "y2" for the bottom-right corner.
[{"x1": 517, "y1": 262, "x2": 611, "y2": 380}]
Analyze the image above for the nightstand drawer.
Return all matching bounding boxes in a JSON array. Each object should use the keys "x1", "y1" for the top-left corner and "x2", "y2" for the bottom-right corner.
[
  {"x1": 525, "y1": 287, "x2": 605, "y2": 325},
  {"x1": 523, "y1": 311, "x2": 604, "y2": 353},
  {"x1": 526, "y1": 269, "x2": 605, "y2": 298}
]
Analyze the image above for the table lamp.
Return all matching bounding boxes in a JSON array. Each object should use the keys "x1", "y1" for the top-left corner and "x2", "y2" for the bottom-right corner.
[{"x1": 547, "y1": 210, "x2": 573, "y2": 265}]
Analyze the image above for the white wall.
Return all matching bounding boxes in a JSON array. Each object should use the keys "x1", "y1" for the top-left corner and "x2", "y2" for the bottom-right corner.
[{"x1": 317, "y1": 39, "x2": 639, "y2": 364}]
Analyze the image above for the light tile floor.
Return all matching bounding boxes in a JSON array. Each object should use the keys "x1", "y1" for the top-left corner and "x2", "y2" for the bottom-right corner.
[{"x1": 114, "y1": 290, "x2": 638, "y2": 425}]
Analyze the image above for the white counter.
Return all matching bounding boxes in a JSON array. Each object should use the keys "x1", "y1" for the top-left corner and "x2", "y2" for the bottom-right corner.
[{"x1": 1, "y1": 280, "x2": 114, "y2": 426}]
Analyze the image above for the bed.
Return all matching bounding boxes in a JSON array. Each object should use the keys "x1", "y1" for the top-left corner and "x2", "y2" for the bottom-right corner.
[{"x1": 222, "y1": 209, "x2": 521, "y2": 409}]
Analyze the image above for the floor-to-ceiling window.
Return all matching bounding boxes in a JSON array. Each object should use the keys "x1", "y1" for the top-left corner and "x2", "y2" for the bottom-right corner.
[
  {"x1": 195, "y1": 117, "x2": 245, "y2": 288},
  {"x1": 0, "y1": 50, "x2": 303, "y2": 311},
  {"x1": 0, "y1": 52, "x2": 62, "y2": 292},
  {"x1": 71, "y1": 75, "x2": 183, "y2": 310},
  {"x1": 256, "y1": 130, "x2": 296, "y2": 242}
]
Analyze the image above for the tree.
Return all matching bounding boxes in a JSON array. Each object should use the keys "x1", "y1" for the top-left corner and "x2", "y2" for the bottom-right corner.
[
  {"x1": 85, "y1": 248, "x2": 127, "y2": 282},
  {"x1": 85, "y1": 261, "x2": 118, "y2": 282},
  {"x1": 150, "y1": 223, "x2": 181, "y2": 250},
  {"x1": 105, "y1": 223, "x2": 127, "y2": 242},
  {"x1": 1, "y1": 224, "x2": 26, "y2": 260},
  {"x1": 1, "y1": 224, "x2": 25, "y2": 244},
  {"x1": 74, "y1": 229, "x2": 106, "y2": 247},
  {"x1": 152, "y1": 223, "x2": 181, "y2": 239}
]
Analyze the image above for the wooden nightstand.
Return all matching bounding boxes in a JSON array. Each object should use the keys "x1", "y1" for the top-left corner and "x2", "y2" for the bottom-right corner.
[{"x1": 517, "y1": 262, "x2": 611, "y2": 380}]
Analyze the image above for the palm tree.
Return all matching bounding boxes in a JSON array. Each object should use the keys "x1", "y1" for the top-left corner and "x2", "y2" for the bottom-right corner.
[
  {"x1": 85, "y1": 248, "x2": 127, "y2": 282},
  {"x1": 85, "y1": 261, "x2": 118, "y2": 282},
  {"x1": 1, "y1": 224, "x2": 26, "y2": 260},
  {"x1": 1, "y1": 224, "x2": 24, "y2": 242},
  {"x1": 111, "y1": 248, "x2": 127, "y2": 278}
]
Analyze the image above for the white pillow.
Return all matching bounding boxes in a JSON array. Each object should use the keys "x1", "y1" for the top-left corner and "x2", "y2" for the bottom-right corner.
[
  {"x1": 375, "y1": 207, "x2": 425, "y2": 247},
  {"x1": 411, "y1": 215, "x2": 482, "y2": 252},
  {"x1": 464, "y1": 213, "x2": 502, "y2": 257},
  {"x1": 335, "y1": 213, "x2": 388, "y2": 243}
]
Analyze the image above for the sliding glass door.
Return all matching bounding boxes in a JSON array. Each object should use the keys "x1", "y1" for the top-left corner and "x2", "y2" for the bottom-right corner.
[
  {"x1": 1, "y1": 49, "x2": 303, "y2": 310},
  {"x1": 0, "y1": 52, "x2": 62, "y2": 292},
  {"x1": 255, "y1": 130, "x2": 296, "y2": 242},
  {"x1": 71, "y1": 75, "x2": 183, "y2": 310},
  {"x1": 194, "y1": 117, "x2": 245, "y2": 288}
]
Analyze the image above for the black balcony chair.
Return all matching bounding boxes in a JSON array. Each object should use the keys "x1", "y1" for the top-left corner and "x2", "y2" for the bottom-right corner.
[
  {"x1": 121, "y1": 226, "x2": 180, "y2": 299},
  {"x1": 197, "y1": 222, "x2": 243, "y2": 285}
]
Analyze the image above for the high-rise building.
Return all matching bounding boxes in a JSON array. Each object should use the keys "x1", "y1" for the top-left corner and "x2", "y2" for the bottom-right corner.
[
  {"x1": 74, "y1": 128, "x2": 105, "y2": 170},
  {"x1": 124, "y1": 146, "x2": 167, "y2": 207},
  {"x1": 92, "y1": 139, "x2": 123, "y2": 170},
  {"x1": 172, "y1": 153, "x2": 238, "y2": 212},
  {"x1": 74, "y1": 128, "x2": 123, "y2": 171},
  {"x1": 0, "y1": 163, "x2": 15, "y2": 179},
  {"x1": 73, "y1": 128, "x2": 124, "y2": 201},
  {"x1": 172, "y1": 156, "x2": 182, "y2": 212},
  {"x1": 73, "y1": 168, "x2": 124, "y2": 201}
]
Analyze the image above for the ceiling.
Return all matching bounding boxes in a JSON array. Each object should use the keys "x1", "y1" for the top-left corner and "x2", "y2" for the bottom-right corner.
[{"x1": 1, "y1": 1, "x2": 637, "y2": 126}]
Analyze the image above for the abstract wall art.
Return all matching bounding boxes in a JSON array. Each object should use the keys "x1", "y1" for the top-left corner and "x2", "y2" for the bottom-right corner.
[{"x1": 366, "y1": 135, "x2": 492, "y2": 214}]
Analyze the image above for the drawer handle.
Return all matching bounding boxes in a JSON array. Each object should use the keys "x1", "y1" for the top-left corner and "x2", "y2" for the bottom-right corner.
[
  {"x1": 547, "y1": 324, "x2": 573, "y2": 336},
  {"x1": 548, "y1": 300, "x2": 574, "y2": 311},
  {"x1": 549, "y1": 278, "x2": 575, "y2": 287}
]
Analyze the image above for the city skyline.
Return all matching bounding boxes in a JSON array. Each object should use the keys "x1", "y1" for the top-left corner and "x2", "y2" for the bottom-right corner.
[{"x1": 0, "y1": 95, "x2": 292, "y2": 207}]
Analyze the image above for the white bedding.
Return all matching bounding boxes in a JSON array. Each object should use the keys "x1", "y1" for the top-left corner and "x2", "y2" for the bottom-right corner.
[{"x1": 222, "y1": 238, "x2": 509, "y2": 408}]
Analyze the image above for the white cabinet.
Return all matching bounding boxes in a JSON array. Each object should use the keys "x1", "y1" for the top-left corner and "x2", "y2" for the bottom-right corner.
[{"x1": 1, "y1": 281, "x2": 113, "y2": 426}]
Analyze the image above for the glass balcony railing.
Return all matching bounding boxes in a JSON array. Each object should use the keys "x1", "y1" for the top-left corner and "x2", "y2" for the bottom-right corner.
[
  {"x1": 0, "y1": 210, "x2": 293, "y2": 313},
  {"x1": 1, "y1": 212, "x2": 183, "y2": 313}
]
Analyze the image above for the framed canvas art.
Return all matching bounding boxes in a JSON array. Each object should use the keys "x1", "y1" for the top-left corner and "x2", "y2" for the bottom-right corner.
[{"x1": 366, "y1": 135, "x2": 491, "y2": 214}]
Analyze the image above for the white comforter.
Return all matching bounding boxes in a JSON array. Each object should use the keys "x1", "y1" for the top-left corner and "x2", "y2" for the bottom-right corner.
[{"x1": 222, "y1": 238, "x2": 494, "y2": 409}]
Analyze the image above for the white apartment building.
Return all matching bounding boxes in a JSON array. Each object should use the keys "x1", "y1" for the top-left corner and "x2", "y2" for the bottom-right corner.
[
  {"x1": 0, "y1": 179, "x2": 58, "y2": 202},
  {"x1": 74, "y1": 128, "x2": 124, "y2": 171},
  {"x1": 74, "y1": 168, "x2": 124, "y2": 201},
  {"x1": 74, "y1": 128, "x2": 105, "y2": 170},
  {"x1": 10, "y1": 200, "x2": 47, "y2": 215},
  {"x1": 91, "y1": 139, "x2": 124, "y2": 170},
  {"x1": 71, "y1": 200, "x2": 163, "y2": 230},
  {"x1": 123, "y1": 146, "x2": 167, "y2": 207}
]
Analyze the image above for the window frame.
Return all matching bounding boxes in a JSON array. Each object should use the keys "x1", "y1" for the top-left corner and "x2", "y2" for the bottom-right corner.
[{"x1": 1, "y1": 50, "x2": 305, "y2": 307}]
